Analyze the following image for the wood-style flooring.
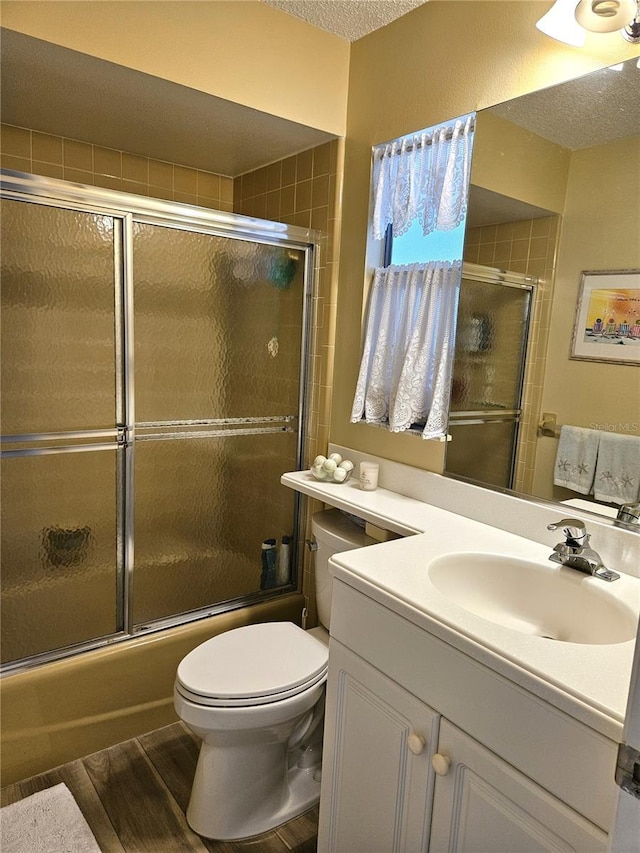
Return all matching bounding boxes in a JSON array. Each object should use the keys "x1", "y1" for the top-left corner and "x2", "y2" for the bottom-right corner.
[{"x1": 0, "y1": 722, "x2": 318, "y2": 853}]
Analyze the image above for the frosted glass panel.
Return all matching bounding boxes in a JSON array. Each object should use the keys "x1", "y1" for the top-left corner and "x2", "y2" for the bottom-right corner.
[
  {"x1": 447, "y1": 421, "x2": 518, "y2": 488},
  {"x1": 0, "y1": 199, "x2": 117, "y2": 434},
  {"x1": 132, "y1": 431, "x2": 297, "y2": 625},
  {"x1": 1, "y1": 450, "x2": 119, "y2": 663},
  {"x1": 450, "y1": 278, "x2": 531, "y2": 412},
  {"x1": 133, "y1": 222, "x2": 304, "y2": 422}
]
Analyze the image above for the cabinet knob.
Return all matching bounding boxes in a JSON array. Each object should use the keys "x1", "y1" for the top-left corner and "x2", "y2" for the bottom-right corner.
[
  {"x1": 407, "y1": 734, "x2": 426, "y2": 755},
  {"x1": 431, "y1": 753, "x2": 451, "y2": 776}
]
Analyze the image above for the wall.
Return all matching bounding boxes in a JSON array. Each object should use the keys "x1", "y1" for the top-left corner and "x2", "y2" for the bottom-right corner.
[
  {"x1": 329, "y1": 0, "x2": 639, "y2": 473},
  {"x1": 1, "y1": 123, "x2": 234, "y2": 208},
  {"x1": 472, "y1": 112, "x2": 569, "y2": 213},
  {"x1": 0, "y1": 0, "x2": 350, "y2": 136},
  {"x1": 533, "y1": 134, "x2": 640, "y2": 500}
]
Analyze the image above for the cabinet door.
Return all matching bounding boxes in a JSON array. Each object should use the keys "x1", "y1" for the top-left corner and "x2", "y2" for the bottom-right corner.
[
  {"x1": 319, "y1": 640, "x2": 439, "y2": 853},
  {"x1": 430, "y1": 720, "x2": 608, "y2": 853}
]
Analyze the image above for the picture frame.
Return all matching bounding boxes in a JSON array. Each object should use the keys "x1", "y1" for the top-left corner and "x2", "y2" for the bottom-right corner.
[{"x1": 570, "y1": 269, "x2": 640, "y2": 365}]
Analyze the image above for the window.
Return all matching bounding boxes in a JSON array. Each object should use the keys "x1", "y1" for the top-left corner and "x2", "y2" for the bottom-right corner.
[{"x1": 351, "y1": 114, "x2": 475, "y2": 440}]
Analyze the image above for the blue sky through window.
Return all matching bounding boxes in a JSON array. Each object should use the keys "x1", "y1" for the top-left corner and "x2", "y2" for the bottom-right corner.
[{"x1": 390, "y1": 218, "x2": 467, "y2": 265}]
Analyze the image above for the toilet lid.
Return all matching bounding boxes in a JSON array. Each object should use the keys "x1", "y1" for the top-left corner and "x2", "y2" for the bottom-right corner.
[{"x1": 176, "y1": 622, "x2": 328, "y2": 707}]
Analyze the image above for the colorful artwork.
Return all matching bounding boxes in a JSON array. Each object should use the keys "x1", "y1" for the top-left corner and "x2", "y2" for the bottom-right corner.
[{"x1": 571, "y1": 271, "x2": 640, "y2": 364}]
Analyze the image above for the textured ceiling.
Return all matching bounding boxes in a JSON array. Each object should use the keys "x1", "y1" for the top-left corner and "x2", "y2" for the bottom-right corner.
[
  {"x1": 490, "y1": 59, "x2": 640, "y2": 150},
  {"x1": 262, "y1": 0, "x2": 430, "y2": 41}
]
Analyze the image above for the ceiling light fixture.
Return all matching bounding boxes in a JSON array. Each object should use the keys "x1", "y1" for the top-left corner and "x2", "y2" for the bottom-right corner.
[
  {"x1": 621, "y1": 1, "x2": 640, "y2": 40},
  {"x1": 536, "y1": 0, "x2": 640, "y2": 45},
  {"x1": 536, "y1": 0, "x2": 587, "y2": 45}
]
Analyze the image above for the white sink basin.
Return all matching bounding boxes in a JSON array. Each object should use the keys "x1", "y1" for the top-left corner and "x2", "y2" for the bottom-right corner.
[{"x1": 427, "y1": 553, "x2": 637, "y2": 645}]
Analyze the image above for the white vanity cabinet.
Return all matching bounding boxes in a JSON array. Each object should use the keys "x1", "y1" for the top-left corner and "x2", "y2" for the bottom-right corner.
[
  {"x1": 318, "y1": 580, "x2": 614, "y2": 853},
  {"x1": 429, "y1": 720, "x2": 607, "y2": 853},
  {"x1": 319, "y1": 640, "x2": 439, "y2": 853}
]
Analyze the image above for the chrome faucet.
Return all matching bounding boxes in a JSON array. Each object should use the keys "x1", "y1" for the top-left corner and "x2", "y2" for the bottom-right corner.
[
  {"x1": 617, "y1": 503, "x2": 640, "y2": 525},
  {"x1": 546, "y1": 518, "x2": 620, "y2": 582}
]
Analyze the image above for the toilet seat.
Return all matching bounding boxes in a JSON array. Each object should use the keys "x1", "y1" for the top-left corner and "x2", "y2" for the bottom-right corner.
[{"x1": 175, "y1": 622, "x2": 328, "y2": 708}]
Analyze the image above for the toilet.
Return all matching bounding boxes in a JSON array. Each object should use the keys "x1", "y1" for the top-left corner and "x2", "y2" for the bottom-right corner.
[{"x1": 173, "y1": 508, "x2": 375, "y2": 840}]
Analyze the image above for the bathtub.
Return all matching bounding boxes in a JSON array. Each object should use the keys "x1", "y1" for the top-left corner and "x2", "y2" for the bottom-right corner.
[{"x1": 0, "y1": 592, "x2": 304, "y2": 785}]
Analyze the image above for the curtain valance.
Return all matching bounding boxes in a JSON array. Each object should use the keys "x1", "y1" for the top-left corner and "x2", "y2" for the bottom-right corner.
[{"x1": 372, "y1": 115, "x2": 474, "y2": 241}]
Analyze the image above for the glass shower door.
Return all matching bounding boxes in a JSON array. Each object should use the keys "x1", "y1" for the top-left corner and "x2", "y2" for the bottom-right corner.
[
  {"x1": 131, "y1": 221, "x2": 304, "y2": 626},
  {"x1": 1, "y1": 173, "x2": 314, "y2": 671},
  {"x1": 446, "y1": 274, "x2": 533, "y2": 489},
  {"x1": 0, "y1": 198, "x2": 123, "y2": 664}
]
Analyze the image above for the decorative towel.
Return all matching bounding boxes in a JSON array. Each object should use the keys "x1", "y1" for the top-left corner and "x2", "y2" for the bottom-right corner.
[
  {"x1": 593, "y1": 433, "x2": 640, "y2": 505},
  {"x1": 554, "y1": 425, "x2": 600, "y2": 494},
  {"x1": 0, "y1": 783, "x2": 101, "y2": 853}
]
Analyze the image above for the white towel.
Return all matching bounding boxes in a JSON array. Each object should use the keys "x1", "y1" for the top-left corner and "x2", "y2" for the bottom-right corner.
[
  {"x1": 554, "y1": 425, "x2": 600, "y2": 494},
  {"x1": 0, "y1": 783, "x2": 101, "y2": 853},
  {"x1": 593, "y1": 432, "x2": 640, "y2": 505}
]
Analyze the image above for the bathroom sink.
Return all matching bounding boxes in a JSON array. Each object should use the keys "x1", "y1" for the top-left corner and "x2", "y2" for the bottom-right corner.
[{"x1": 427, "y1": 553, "x2": 637, "y2": 645}]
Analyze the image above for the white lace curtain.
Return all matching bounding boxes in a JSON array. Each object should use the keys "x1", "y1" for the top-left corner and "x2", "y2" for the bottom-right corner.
[
  {"x1": 372, "y1": 114, "x2": 474, "y2": 240},
  {"x1": 350, "y1": 261, "x2": 462, "y2": 439}
]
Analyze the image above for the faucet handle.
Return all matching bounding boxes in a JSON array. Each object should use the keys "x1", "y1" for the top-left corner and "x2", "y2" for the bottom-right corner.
[
  {"x1": 547, "y1": 518, "x2": 588, "y2": 545},
  {"x1": 617, "y1": 503, "x2": 640, "y2": 524}
]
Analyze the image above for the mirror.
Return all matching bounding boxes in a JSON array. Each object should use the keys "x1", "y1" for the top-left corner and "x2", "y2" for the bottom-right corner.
[{"x1": 445, "y1": 57, "x2": 640, "y2": 525}]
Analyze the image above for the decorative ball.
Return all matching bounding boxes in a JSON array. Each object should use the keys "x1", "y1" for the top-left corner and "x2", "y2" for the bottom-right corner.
[{"x1": 309, "y1": 455, "x2": 354, "y2": 483}]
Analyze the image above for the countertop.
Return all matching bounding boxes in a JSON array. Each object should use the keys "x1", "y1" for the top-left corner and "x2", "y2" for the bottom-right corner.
[{"x1": 282, "y1": 469, "x2": 640, "y2": 739}]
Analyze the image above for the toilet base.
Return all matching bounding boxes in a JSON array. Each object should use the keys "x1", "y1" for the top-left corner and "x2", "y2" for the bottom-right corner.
[{"x1": 187, "y1": 758, "x2": 322, "y2": 841}]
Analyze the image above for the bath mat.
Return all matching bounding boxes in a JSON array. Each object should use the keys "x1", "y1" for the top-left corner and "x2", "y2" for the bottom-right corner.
[{"x1": 0, "y1": 782, "x2": 101, "y2": 853}]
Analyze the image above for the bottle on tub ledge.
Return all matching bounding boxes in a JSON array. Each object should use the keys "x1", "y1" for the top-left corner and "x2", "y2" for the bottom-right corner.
[
  {"x1": 260, "y1": 535, "x2": 291, "y2": 589},
  {"x1": 260, "y1": 538, "x2": 277, "y2": 589},
  {"x1": 276, "y1": 535, "x2": 291, "y2": 586}
]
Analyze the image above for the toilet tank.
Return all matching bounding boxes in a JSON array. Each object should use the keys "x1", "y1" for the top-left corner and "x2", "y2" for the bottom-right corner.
[{"x1": 311, "y1": 509, "x2": 375, "y2": 630}]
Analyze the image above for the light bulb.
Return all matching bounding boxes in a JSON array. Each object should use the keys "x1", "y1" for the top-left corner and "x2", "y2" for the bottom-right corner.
[
  {"x1": 536, "y1": 0, "x2": 587, "y2": 46},
  {"x1": 575, "y1": 0, "x2": 637, "y2": 32}
]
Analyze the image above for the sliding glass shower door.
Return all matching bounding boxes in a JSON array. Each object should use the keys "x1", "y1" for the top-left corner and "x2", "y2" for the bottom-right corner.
[
  {"x1": 445, "y1": 269, "x2": 534, "y2": 489},
  {"x1": 131, "y1": 222, "x2": 305, "y2": 627},
  {"x1": 1, "y1": 173, "x2": 314, "y2": 669},
  {"x1": 1, "y1": 198, "x2": 124, "y2": 663}
]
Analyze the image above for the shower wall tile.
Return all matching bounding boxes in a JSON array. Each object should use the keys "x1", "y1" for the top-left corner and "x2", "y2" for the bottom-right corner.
[
  {"x1": 1, "y1": 124, "x2": 233, "y2": 211},
  {"x1": 122, "y1": 153, "x2": 149, "y2": 183},
  {"x1": 1, "y1": 154, "x2": 30, "y2": 173},
  {"x1": 94, "y1": 146, "x2": 122, "y2": 178},
  {"x1": 32, "y1": 132, "x2": 63, "y2": 164},
  {"x1": 32, "y1": 161, "x2": 64, "y2": 180},
  {"x1": 2, "y1": 124, "x2": 31, "y2": 158},
  {"x1": 463, "y1": 214, "x2": 560, "y2": 493},
  {"x1": 63, "y1": 139, "x2": 93, "y2": 171}
]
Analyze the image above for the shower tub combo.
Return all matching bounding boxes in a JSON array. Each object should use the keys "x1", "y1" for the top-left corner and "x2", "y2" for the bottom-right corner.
[{"x1": 0, "y1": 171, "x2": 317, "y2": 785}]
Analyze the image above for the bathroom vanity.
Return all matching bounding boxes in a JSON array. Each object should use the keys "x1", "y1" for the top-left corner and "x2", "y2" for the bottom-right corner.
[{"x1": 282, "y1": 451, "x2": 640, "y2": 852}]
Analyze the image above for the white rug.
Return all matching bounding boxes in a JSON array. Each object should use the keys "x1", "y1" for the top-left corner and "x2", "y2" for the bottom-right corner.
[{"x1": 0, "y1": 782, "x2": 102, "y2": 853}]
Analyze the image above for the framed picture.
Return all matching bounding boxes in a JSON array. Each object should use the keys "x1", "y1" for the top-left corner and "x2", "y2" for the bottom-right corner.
[{"x1": 570, "y1": 269, "x2": 640, "y2": 364}]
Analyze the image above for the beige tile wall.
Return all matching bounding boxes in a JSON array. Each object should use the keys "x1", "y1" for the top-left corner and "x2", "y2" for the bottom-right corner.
[
  {"x1": 1, "y1": 124, "x2": 234, "y2": 210},
  {"x1": 463, "y1": 215, "x2": 560, "y2": 492},
  {"x1": 234, "y1": 139, "x2": 344, "y2": 625}
]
